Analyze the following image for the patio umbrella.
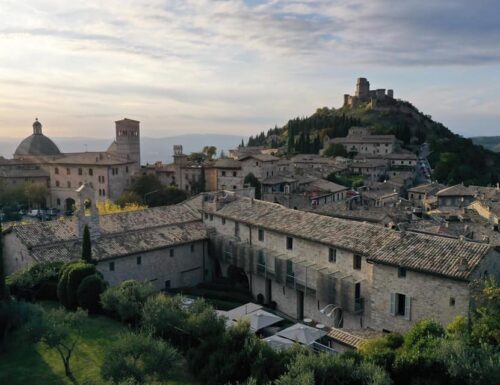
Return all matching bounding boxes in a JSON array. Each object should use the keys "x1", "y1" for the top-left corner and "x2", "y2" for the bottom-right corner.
[
  {"x1": 225, "y1": 303, "x2": 263, "y2": 321},
  {"x1": 241, "y1": 310, "x2": 283, "y2": 332},
  {"x1": 264, "y1": 335, "x2": 295, "y2": 350},
  {"x1": 277, "y1": 323, "x2": 327, "y2": 345}
]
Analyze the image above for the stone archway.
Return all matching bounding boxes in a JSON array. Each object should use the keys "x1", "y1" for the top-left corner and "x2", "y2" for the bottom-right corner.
[{"x1": 65, "y1": 198, "x2": 76, "y2": 212}]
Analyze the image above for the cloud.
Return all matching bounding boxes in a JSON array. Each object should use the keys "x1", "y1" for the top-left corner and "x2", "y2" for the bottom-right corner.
[{"x1": 0, "y1": 0, "x2": 499, "y2": 138}]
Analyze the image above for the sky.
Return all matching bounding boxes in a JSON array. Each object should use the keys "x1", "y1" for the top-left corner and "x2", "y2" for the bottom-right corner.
[{"x1": 0, "y1": 0, "x2": 499, "y2": 139}]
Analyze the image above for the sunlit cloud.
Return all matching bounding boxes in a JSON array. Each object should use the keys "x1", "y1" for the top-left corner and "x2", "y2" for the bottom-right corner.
[{"x1": 0, "y1": 0, "x2": 499, "y2": 138}]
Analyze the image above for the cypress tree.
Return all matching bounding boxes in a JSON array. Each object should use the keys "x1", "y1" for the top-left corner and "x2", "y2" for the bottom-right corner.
[
  {"x1": 81, "y1": 225, "x2": 92, "y2": 263},
  {"x1": 0, "y1": 223, "x2": 8, "y2": 300}
]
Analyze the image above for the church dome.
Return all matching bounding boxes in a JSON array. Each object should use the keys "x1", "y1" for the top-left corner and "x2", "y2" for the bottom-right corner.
[{"x1": 14, "y1": 119, "x2": 61, "y2": 157}]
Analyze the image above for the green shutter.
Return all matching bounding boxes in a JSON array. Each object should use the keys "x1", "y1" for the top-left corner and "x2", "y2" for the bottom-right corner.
[{"x1": 404, "y1": 296, "x2": 411, "y2": 320}]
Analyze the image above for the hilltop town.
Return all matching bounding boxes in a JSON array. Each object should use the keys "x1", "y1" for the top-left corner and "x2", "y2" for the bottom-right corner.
[{"x1": 1, "y1": 78, "x2": 499, "y2": 384}]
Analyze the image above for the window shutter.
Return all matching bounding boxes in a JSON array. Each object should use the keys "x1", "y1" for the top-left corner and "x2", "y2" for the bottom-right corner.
[
  {"x1": 404, "y1": 296, "x2": 411, "y2": 320},
  {"x1": 390, "y1": 293, "x2": 396, "y2": 316}
]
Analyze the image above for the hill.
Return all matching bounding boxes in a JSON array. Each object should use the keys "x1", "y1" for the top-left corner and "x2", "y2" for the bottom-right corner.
[
  {"x1": 471, "y1": 136, "x2": 500, "y2": 153},
  {"x1": 247, "y1": 99, "x2": 500, "y2": 186}
]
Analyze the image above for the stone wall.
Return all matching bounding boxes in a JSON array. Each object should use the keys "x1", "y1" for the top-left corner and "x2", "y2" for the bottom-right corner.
[
  {"x1": 97, "y1": 240, "x2": 208, "y2": 291},
  {"x1": 369, "y1": 263, "x2": 471, "y2": 332}
]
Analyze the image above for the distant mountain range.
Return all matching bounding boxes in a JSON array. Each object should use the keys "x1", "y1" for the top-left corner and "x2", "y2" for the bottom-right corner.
[
  {"x1": 0, "y1": 134, "x2": 245, "y2": 164},
  {"x1": 471, "y1": 136, "x2": 500, "y2": 153}
]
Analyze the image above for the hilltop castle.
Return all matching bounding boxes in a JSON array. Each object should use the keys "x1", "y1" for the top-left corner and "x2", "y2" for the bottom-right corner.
[{"x1": 344, "y1": 78, "x2": 394, "y2": 108}]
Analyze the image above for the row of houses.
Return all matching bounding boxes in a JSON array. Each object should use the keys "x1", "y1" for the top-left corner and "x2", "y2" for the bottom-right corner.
[{"x1": 3, "y1": 187, "x2": 498, "y2": 336}]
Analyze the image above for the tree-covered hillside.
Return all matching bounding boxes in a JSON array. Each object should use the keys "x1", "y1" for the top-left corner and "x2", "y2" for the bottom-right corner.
[
  {"x1": 472, "y1": 136, "x2": 500, "y2": 153},
  {"x1": 247, "y1": 100, "x2": 500, "y2": 186}
]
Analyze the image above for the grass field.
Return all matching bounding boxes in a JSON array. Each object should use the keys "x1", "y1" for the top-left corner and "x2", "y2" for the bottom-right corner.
[{"x1": 0, "y1": 302, "x2": 196, "y2": 385}]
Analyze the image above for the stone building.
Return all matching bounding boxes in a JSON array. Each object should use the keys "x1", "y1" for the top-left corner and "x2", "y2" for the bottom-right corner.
[
  {"x1": 3, "y1": 189, "x2": 499, "y2": 334},
  {"x1": 2, "y1": 185, "x2": 209, "y2": 291},
  {"x1": 4, "y1": 118, "x2": 141, "y2": 209},
  {"x1": 239, "y1": 154, "x2": 280, "y2": 179},
  {"x1": 325, "y1": 127, "x2": 397, "y2": 156},
  {"x1": 203, "y1": 192, "x2": 499, "y2": 332},
  {"x1": 205, "y1": 159, "x2": 245, "y2": 192}
]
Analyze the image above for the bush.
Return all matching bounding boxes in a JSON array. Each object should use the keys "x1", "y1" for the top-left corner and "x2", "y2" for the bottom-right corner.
[
  {"x1": 77, "y1": 274, "x2": 107, "y2": 314},
  {"x1": 66, "y1": 263, "x2": 96, "y2": 310},
  {"x1": 0, "y1": 300, "x2": 44, "y2": 349},
  {"x1": 6, "y1": 261, "x2": 64, "y2": 301},
  {"x1": 101, "y1": 280, "x2": 156, "y2": 324},
  {"x1": 101, "y1": 332, "x2": 181, "y2": 385}
]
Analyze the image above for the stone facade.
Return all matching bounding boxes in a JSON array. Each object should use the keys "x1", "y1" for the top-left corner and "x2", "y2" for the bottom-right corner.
[
  {"x1": 6, "y1": 118, "x2": 140, "y2": 210},
  {"x1": 326, "y1": 127, "x2": 397, "y2": 156}
]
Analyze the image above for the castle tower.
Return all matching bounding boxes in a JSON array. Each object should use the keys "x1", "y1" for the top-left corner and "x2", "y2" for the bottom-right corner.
[
  {"x1": 355, "y1": 78, "x2": 370, "y2": 101},
  {"x1": 114, "y1": 118, "x2": 141, "y2": 167}
]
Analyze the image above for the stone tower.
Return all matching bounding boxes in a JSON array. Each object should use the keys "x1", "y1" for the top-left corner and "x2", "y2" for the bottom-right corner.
[
  {"x1": 114, "y1": 118, "x2": 141, "y2": 167},
  {"x1": 355, "y1": 78, "x2": 370, "y2": 101},
  {"x1": 76, "y1": 184, "x2": 100, "y2": 240}
]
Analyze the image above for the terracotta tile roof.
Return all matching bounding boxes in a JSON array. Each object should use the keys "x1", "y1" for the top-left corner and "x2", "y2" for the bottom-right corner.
[
  {"x1": 204, "y1": 195, "x2": 493, "y2": 280},
  {"x1": 14, "y1": 203, "x2": 201, "y2": 248},
  {"x1": 30, "y1": 221, "x2": 207, "y2": 263}
]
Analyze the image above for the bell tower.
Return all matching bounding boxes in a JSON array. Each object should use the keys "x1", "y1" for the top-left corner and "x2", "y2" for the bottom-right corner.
[{"x1": 114, "y1": 118, "x2": 141, "y2": 167}]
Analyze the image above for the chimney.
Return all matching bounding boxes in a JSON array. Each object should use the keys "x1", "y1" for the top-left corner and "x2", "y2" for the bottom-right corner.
[{"x1": 457, "y1": 257, "x2": 468, "y2": 272}]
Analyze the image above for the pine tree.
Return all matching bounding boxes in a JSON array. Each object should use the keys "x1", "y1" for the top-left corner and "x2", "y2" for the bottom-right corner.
[{"x1": 81, "y1": 225, "x2": 92, "y2": 263}]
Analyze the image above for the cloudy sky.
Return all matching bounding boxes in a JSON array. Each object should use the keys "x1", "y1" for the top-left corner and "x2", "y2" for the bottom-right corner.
[{"x1": 0, "y1": 0, "x2": 499, "y2": 139}]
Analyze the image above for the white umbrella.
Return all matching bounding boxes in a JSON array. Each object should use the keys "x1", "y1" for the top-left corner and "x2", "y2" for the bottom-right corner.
[
  {"x1": 277, "y1": 323, "x2": 327, "y2": 345},
  {"x1": 226, "y1": 303, "x2": 263, "y2": 321},
  {"x1": 265, "y1": 335, "x2": 295, "y2": 350},
  {"x1": 241, "y1": 310, "x2": 283, "y2": 332}
]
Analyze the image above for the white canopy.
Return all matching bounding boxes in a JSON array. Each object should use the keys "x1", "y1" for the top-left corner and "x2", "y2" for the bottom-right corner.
[
  {"x1": 264, "y1": 335, "x2": 296, "y2": 350},
  {"x1": 225, "y1": 303, "x2": 263, "y2": 321},
  {"x1": 241, "y1": 310, "x2": 284, "y2": 332},
  {"x1": 277, "y1": 323, "x2": 327, "y2": 345}
]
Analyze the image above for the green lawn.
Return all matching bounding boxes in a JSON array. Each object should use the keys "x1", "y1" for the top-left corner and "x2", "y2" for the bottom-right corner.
[{"x1": 0, "y1": 302, "x2": 196, "y2": 385}]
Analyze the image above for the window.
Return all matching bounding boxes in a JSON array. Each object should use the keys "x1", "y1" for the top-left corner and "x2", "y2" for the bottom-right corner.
[
  {"x1": 257, "y1": 250, "x2": 266, "y2": 273},
  {"x1": 329, "y1": 248, "x2": 337, "y2": 263},
  {"x1": 66, "y1": 168, "x2": 70, "y2": 175},
  {"x1": 233, "y1": 171, "x2": 237, "y2": 177},
  {"x1": 55, "y1": 167, "x2": 59, "y2": 175},
  {"x1": 449, "y1": 297, "x2": 455, "y2": 307},
  {"x1": 398, "y1": 267, "x2": 406, "y2": 278},
  {"x1": 190, "y1": 244, "x2": 195, "y2": 253},
  {"x1": 204, "y1": 213, "x2": 208, "y2": 220},
  {"x1": 78, "y1": 168, "x2": 82, "y2": 175},
  {"x1": 165, "y1": 280, "x2": 171, "y2": 290},
  {"x1": 286, "y1": 237, "x2": 293, "y2": 250},
  {"x1": 56, "y1": 198, "x2": 61, "y2": 206},
  {"x1": 88, "y1": 168, "x2": 93, "y2": 176},
  {"x1": 109, "y1": 262, "x2": 115, "y2": 271},
  {"x1": 353, "y1": 254, "x2": 362, "y2": 270},
  {"x1": 102, "y1": 189, "x2": 106, "y2": 196},
  {"x1": 55, "y1": 181, "x2": 60, "y2": 187},
  {"x1": 258, "y1": 228, "x2": 264, "y2": 242},
  {"x1": 390, "y1": 293, "x2": 411, "y2": 320},
  {"x1": 137, "y1": 256, "x2": 142, "y2": 265},
  {"x1": 169, "y1": 249, "x2": 174, "y2": 257},
  {"x1": 209, "y1": 214, "x2": 214, "y2": 221},
  {"x1": 221, "y1": 171, "x2": 226, "y2": 177},
  {"x1": 233, "y1": 185, "x2": 237, "y2": 190},
  {"x1": 222, "y1": 217, "x2": 226, "y2": 225},
  {"x1": 126, "y1": 166, "x2": 129, "y2": 173},
  {"x1": 235, "y1": 222, "x2": 240, "y2": 237}
]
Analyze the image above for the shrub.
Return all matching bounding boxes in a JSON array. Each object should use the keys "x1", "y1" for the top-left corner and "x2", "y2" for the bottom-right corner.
[
  {"x1": 65, "y1": 263, "x2": 96, "y2": 310},
  {"x1": 77, "y1": 274, "x2": 107, "y2": 314},
  {"x1": 101, "y1": 332, "x2": 181, "y2": 384},
  {"x1": 101, "y1": 280, "x2": 155, "y2": 324},
  {"x1": 7, "y1": 261, "x2": 64, "y2": 301},
  {"x1": 0, "y1": 300, "x2": 44, "y2": 349}
]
